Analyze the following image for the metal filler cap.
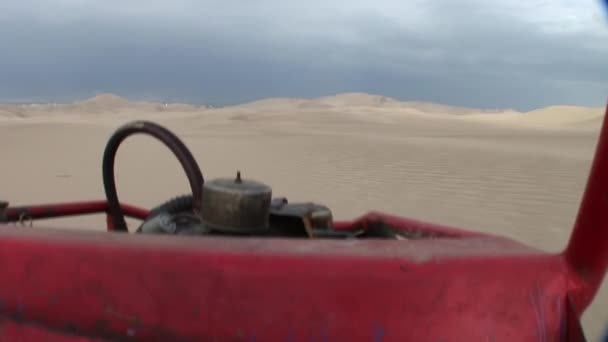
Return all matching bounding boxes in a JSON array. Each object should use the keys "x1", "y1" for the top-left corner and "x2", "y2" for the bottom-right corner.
[{"x1": 200, "y1": 171, "x2": 272, "y2": 234}]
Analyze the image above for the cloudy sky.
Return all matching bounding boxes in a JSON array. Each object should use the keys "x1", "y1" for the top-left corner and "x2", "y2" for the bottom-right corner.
[{"x1": 0, "y1": 0, "x2": 606, "y2": 110}]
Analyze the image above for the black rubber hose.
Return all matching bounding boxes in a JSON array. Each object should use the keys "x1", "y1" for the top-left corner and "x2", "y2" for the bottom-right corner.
[{"x1": 102, "y1": 121, "x2": 203, "y2": 232}]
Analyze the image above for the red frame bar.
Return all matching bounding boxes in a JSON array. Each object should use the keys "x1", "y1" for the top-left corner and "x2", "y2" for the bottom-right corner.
[
  {"x1": 563, "y1": 102, "x2": 608, "y2": 312},
  {"x1": 3, "y1": 201, "x2": 149, "y2": 231},
  {"x1": 0, "y1": 222, "x2": 585, "y2": 341},
  {"x1": 3, "y1": 201, "x2": 149, "y2": 221}
]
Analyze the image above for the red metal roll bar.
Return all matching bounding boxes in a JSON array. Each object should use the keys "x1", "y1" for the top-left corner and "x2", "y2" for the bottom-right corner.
[
  {"x1": 564, "y1": 102, "x2": 608, "y2": 313},
  {"x1": 2, "y1": 201, "x2": 149, "y2": 231}
]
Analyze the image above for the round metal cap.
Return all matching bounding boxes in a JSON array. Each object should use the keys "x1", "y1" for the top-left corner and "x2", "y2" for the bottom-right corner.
[{"x1": 200, "y1": 171, "x2": 272, "y2": 233}]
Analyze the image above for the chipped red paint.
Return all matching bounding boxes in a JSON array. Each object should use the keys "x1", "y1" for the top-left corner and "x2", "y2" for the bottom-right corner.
[{"x1": 0, "y1": 103, "x2": 605, "y2": 341}]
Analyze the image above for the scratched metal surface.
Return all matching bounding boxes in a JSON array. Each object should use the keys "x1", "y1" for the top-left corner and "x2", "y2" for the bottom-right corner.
[
  {"x1": 0, "y1": 218, "x2": 539, "y2": 261},
  {"x1": 0, "y1": 222, "x2": 589, "y2": 341}
]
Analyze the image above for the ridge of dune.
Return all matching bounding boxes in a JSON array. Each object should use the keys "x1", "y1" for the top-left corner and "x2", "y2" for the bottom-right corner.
[
  {"x1": 460, "y1": 104, "x2": 604, "y2": 129},
  {"x1": 77, "y1": 93, "x2": 130, "y2": 107},
  {"x1": 313, "y1": 93, "x2": 516, "y2": 115},
  {"x1": 401, "y1": 101, "x2": 515, "y2": 116},
  {"x1": 237, "y1": 92, "x2": 514, "y2": 115},
  {"x1": 74, "y1": 93, "x2": 206, "y2": 111},
  {"x1": 0, "y1": 93, "x2": 209, "y2": 120},
  {"x1": 0, "y1": 93, "x2": 604, "y2": 130},
  {"x1": 315, "y1": 92, "x2": 401, "y2": 107},
  {"x1": 520, "y1": 105, "x2": 604, "y2": 128},
  {"x1": 67, "y1": 93, "x2": 134, "y2": 114},
  {"x1": 523, "y1": 105, "x2": 604, "y2": 122},
  {"x1": 237, "y1": 97, "x2": 332, "y2": 110}
]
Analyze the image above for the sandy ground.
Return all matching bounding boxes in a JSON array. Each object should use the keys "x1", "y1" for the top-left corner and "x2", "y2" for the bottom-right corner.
[{"x1": 0, "y1": 93, "x2": 606, "y2": 339}]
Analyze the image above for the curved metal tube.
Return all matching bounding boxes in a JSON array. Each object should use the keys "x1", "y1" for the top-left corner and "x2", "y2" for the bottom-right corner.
[{"x1": 102, "y1": 121, "x2": 203, "y2": 232}]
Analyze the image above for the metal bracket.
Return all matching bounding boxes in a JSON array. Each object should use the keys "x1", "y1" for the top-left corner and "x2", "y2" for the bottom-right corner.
[{"x1": 0, "y1": 201, "x2": 8, "y2": 223}]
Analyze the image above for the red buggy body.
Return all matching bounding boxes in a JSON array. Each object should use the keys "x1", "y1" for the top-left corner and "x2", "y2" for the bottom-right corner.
[{"x1": 0, "y1": 104, "x2": 607, "y2": 341}]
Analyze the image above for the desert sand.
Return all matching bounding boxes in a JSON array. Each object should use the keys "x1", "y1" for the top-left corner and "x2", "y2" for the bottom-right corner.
[{"x1": 0, "y1": 92, "x2": 606, "y2": 339}]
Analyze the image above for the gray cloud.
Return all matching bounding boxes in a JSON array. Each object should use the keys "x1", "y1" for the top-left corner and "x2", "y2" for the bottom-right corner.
[{"x1": 0, "y1": 0, "x2": 606, "y2": 109}]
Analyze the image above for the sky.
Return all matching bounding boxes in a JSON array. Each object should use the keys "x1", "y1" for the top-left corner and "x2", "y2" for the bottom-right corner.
[{"x1": 0, "y1": 0, "x2": 606, "y2": 110}]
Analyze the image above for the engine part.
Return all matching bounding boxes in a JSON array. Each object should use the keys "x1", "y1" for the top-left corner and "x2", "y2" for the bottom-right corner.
[
  {"x1": 139, "y1": 212, "x2": 208, "y2": 235},
  {"x1": 200, "y1": 171, "x2": 272, "y2": 234},
  {"x1": 135, "y1": 193, "x2": 348, "y2": 238},
  {"x1": 135, "y1": 195, "x2": 199, "y2": 233},
  {"x1": 268, "y1": 198, "x2": 336, "y2": 238}
]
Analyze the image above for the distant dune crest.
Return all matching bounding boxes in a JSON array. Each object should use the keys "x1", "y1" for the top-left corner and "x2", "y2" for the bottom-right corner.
[
  {"x1": 0, "y1": 92, "x2": 603, "y2": 129},
  {"x1": 78, "y1": 93, "x2": 130, "y2": 107},
  {"x1": 315, "y1": 92, "x2": 400, "y2": 107}
]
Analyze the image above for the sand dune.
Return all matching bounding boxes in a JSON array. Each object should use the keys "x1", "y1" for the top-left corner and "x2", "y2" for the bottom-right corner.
[
  {"x1": 462, "y1": 104, "x2": 604, "y2": 129},
  {"x1": 315, "y1": 92, "x2": 402, "y2": 107},
  {"x1": 1, "y1": 92, "x2": 603, "y2": 131},
  {"x1": 0, "y1": 93, "x2": 606, "y2": 339},
  {"x1": 0, "y1": 93, "x2": 205, "y2": 122},
  {"x1": 78, "y1": 93, "x2": 130, "y2": 107},
  {"x1": 521, "y1": 105, "x2": 605, "y2": 126}
]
